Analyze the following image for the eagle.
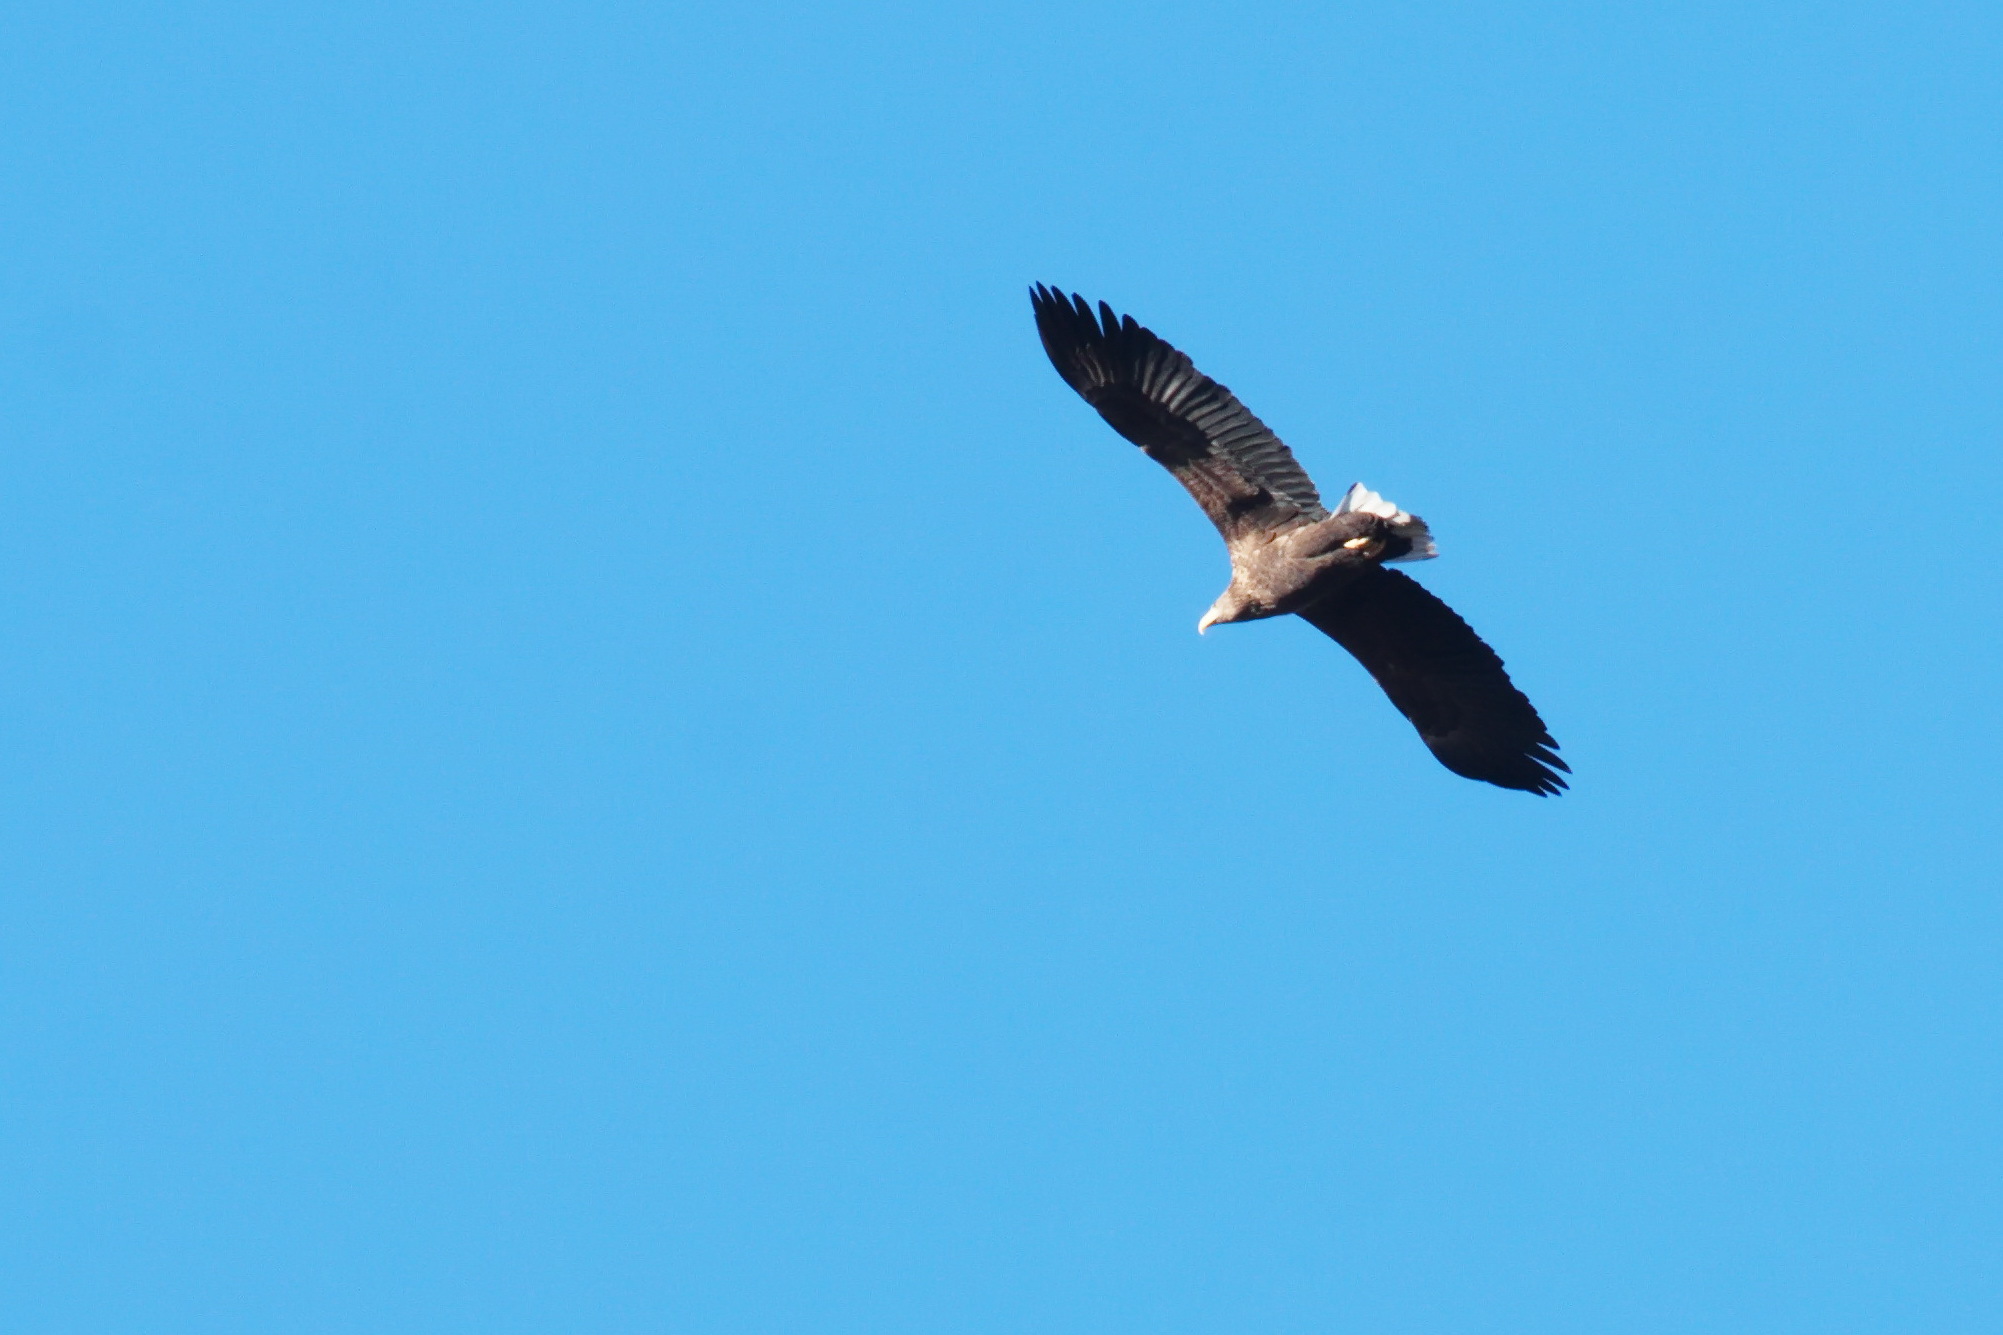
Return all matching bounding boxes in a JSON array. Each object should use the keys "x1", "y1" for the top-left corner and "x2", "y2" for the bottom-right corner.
[{"x1": 1030, "y1": 285, "x2": 1567, "y2": 795}]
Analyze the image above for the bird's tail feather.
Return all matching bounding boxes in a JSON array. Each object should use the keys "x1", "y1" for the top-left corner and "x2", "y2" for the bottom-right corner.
[{"x1": 1336, "y1": 483, "x2": 1438, "y2": 562}]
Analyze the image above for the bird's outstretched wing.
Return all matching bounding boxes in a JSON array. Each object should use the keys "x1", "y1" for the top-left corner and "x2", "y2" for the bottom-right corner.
[
  {"x1": 1297, "y1": 568, "x2": 1568, "y2": 794},
  {"x1": 1030, "y1": 285, "x2": 1326, "y2": 538}
]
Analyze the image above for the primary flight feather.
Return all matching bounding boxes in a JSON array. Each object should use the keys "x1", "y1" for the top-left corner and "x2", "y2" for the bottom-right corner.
[{"x1": 1030, "y1": 285, "x2": 1567, "y2": 795}]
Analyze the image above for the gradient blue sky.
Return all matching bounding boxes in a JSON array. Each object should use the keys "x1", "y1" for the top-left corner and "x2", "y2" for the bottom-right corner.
[{"x1": 5, "y1": 2, "x2": 2001, "y2": 1331}]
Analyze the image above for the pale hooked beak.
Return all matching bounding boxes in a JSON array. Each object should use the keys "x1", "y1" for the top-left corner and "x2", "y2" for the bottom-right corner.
[{"x1": 1197, "y1": 609, "x2": 1222, "y2": 635}]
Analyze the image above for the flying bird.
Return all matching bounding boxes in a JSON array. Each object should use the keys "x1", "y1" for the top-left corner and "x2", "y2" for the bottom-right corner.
[{"x1": 1029, "y1": 285, "x2": 1567, "y2": 795}]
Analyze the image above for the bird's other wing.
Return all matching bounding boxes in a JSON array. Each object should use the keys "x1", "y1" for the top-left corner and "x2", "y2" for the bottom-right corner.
[
  {"x1": 1030, "y1": 285, "x2": 1327, "y2": 538},
  {"x1": 1296, "y1": 568, "x2": 1568, "y2": 795}
]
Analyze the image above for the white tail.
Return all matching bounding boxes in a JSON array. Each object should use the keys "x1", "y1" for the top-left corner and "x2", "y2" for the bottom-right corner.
[{"x1": 1335, "y1": 482, "x2": 1438, "y2": 562}]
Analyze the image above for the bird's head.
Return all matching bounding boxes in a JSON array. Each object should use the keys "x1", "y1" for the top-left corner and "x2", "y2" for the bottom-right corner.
[{"x1": 1197, "y1": 587, "x2": 1269, "y2": 634}]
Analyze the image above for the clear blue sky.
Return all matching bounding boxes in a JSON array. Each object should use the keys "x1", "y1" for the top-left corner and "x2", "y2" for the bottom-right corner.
[{"x1": 4, "y1": 1, "x2": 2000, "y2": 1330}]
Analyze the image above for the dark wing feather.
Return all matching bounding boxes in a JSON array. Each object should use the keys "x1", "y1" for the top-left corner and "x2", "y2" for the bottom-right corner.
[
  {"x1": 1030, "y1": 285, "x2": 1326, "y2": 537},
  {"x1": 1297, "y1": 568, "x2": 1568, "y2": 795}
]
